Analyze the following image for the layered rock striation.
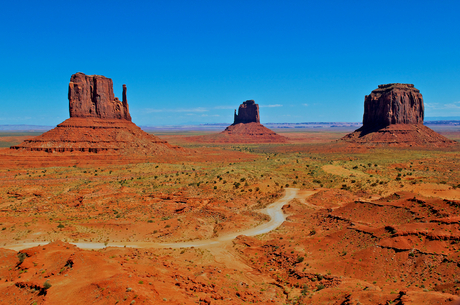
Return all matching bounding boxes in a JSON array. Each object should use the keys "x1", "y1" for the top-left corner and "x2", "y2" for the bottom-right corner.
[
  {"x1": 12, "y1": 73, "x2": 184, "y2": 154},
  {"x1": 342, "y1": 83, "x2": 456, "y2": 147}
]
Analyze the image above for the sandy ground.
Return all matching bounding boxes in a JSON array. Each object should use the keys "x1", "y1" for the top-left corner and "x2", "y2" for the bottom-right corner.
[{"x1": 3, "y1": 188, "x2": 301, "y2": 251}]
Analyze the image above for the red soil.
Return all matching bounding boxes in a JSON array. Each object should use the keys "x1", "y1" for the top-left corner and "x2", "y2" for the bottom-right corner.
[
  {"x1": 341, "y1": 124, "x2": 457, "y2": 147},
  {"x1": 10, "y1": 117, "x2": 185, "y2": 155}
]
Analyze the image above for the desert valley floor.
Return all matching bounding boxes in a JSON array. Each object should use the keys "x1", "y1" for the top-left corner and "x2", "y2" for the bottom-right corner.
[{"x1": 0, "y1": 128, "x2": 459, "y2": 304}]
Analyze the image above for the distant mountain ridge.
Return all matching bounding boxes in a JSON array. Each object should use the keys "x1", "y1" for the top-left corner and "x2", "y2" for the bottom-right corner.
[
  {"x1": 1, "y1": 119, "x2": 459, "y2": 132},
  {"x1": 0, "y1": 125, "x2": 53, "y2": 131}
]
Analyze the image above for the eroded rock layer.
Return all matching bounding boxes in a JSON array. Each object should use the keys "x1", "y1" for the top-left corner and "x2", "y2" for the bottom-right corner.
[
  {"x1": 342, "y1": 84, "x2": 456, "y2": 147},
  {"x1": 11, "y1": 117, "x2": 183, "y2": 154},
  {"x1": 187, "y1": 100, "x2": 285, "y2": 143},
  {"x1": 11, "y1": 73, "x2": 185, "y2": 154},
  {"x1": 341, "y1": 124, "x2": 456, "y2": 147},
  {"x1": 69, "y1": 72, "x2": 131, "y2": 121},
  {"x1": 234, "y1": 100, "x2": 260, "y2": 124},
  {"x1": 363, "y1": 83, "x2": 423, "y2": 128},
  {"x1": 186, "y1": 122, "x2": 286, "y2": 143}
]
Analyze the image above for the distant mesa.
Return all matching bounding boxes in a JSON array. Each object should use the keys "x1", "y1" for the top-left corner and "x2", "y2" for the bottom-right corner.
[
  {"x1": 11, "y1": 72, "x2": 184, "y2": 154},
  {"x1": 341, "y1": 83, "x2": 456, "y2": 146},
  {"x1": 187, "y1": 100, "x2": 286, "y2": 144}
]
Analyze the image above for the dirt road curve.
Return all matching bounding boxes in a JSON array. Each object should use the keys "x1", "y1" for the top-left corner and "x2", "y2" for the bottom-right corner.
[{"x1": 4, "y1": 188, "x2": 300, "y2": 251}]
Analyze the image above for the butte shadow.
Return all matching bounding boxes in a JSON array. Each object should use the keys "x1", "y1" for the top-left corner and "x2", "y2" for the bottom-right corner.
[
  {"x1": 341, "y1": 83, "x2": 457, "y2": 147},
  {"x1": 11, "y1": 73, "x2": 185, "y2": 155},
  {"x1": 186, "y1": 100, "x2": 287, "y2": 144}
]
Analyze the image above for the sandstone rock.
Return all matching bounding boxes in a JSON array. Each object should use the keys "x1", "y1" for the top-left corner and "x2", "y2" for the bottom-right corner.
[
  {"x1": 233, "y1": 100, "x2": 260, "y2": 124},
  {"x1": 363, "y1": 83, "x2": 423, "y2": 128},
  {"x1": 186, "y1": 100, "x2": 285, "y2": 143},
  {"x1": 341, "y1": 83, "x2": 456, "y2": 147},
  {"x1": 68, "y1": 72, "x2": 131, "y2": 121},
  {"x1": 11, "y1": 73, "x2": 185, "y2": 154}
]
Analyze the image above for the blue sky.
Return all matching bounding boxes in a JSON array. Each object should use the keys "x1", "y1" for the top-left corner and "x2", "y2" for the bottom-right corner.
[{"x1": 1, "y1": 1, "x2": 459, "y2": 125}]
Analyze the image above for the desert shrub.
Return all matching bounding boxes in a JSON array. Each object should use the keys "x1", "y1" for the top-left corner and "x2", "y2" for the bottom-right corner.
[
  {"x1": 18, "y1": 252, "x2": 27, "y2": 264},
  {"x1": 255, "y1": 187, "x2": 260, "y2": 191},
  {"x1": 301, "y1": 284, "x2": 309, "y2": 295},
  {"x1": 296, "y1": 256, "x2": 304, "y2": 263},
  {"x1": 316, "y1": 284, "x2": 325, "y2": 291},
  {"x1": 43, "y1": 281, "x2": 52, "y2": 290},
  {"x1": 57, "y1": 223, "x2": 65, "y2": 229}
]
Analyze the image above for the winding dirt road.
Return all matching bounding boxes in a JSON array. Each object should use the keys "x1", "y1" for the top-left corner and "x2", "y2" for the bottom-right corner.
[{"x1": 4, "y1": 188, "x2": 301, "y2": 251}]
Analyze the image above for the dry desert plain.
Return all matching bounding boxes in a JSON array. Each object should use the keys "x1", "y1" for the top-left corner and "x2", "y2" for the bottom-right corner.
[{"x1": 0, "y1": 127, "x2": 460, "y2": 304}]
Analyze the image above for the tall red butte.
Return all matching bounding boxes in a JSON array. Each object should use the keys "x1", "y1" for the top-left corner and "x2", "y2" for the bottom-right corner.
[
  {"x1": 341, "y1": 83, "x2": 456, "y2": 146},
  {"x1": 11, "y1": 73, "x2": 183, "y2": 154}
]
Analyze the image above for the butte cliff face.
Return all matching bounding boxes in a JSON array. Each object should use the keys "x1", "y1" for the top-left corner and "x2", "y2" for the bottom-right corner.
[
  {"x1": 363, "y1": 83, "x2": 424, "y2": 128},
  {"x1": 68, "y1": 72, "x2": 131, "y2": 121},
  {"x1": 342, "y1": 83, "x2": 455, "y2": 147},
  {"x1": 12, "y1": 73, "x2": 184, "y2": 154},
  {"x1": 233, "y1": 100, "x2": 260, "y2": 124}
]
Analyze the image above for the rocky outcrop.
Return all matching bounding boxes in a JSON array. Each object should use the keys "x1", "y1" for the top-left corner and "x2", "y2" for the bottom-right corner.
[
  {"x1": 341, "y1": 83, "x2": 456, "y2": 147},
  {"x1": 363, "y1": 83, "x2": 423, "y2": 128},
  {"x1": 68, "y1": 72, "x2": 131, "y2": 121},
  {"x1": 186, "y1": 100, "x2": 286, "y2": 143},
  {"x1": 11, "y1": 73, "x2": 186, "y2": 154},
  {"x1": 233, "y1": 100, "x2": 260, "y2": 124}
]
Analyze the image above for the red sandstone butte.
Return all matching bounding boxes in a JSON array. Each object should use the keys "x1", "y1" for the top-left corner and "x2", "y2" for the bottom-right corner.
[
  {"x1": 363, "y1": 83, "x2": 424, "y2": 128},
  {"x1": 233, "y1": 100, "x2": 260, "y2": 124},
  {"x1": 68, "y1": 72, "x2": 131, "y2": 121},
  {"x1": 11, "y1": 73, "x2": 185, "y2": 154},
  {"x1": 186, "y1": 100, "x2": 286, "y2": 143},
  {"x1": 341, "y1": 83, "x2": 456, "y2": 147}
]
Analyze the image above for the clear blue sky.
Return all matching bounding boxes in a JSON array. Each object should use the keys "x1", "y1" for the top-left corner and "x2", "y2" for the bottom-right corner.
[{"x1": 1, "y1": 0, "x2": 459, "y2": 126}]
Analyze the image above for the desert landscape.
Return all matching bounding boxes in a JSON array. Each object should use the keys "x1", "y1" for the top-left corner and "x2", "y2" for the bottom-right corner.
[
  {"x1": 2, "y1": 2, "x2": 460, "y2": 304},
  {"x1": 0, "y1": 74, "x2": 459, "y2": 305}
]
